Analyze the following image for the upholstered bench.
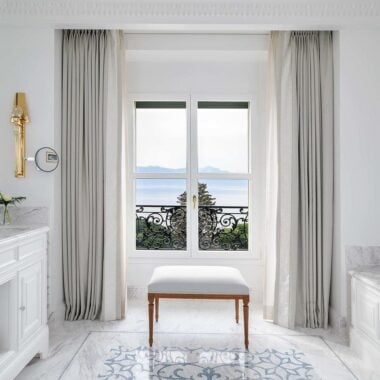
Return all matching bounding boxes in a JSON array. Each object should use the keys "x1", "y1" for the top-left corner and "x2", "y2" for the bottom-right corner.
[{"x1": 147, "y1": 265, "x2": 250, "y2": 349}]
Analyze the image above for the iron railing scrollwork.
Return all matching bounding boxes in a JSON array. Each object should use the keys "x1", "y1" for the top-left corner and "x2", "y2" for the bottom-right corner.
[
  {"x1": 136, "y1": 205, "x2": 248, "y2": 251},
  {"x1": 136, "y1": 205, "x2": 186, "y2": 250},
  {"x1": 198, "y1": 206, "x2": 248, "y2": 251}
]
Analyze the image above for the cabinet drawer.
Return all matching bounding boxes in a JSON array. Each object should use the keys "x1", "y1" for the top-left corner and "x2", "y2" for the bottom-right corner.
[
  {"x1": 0, "y1": 246, "x2": 17, "y2": 271},
  {"x1": 18, "y1": 237, "x2": 46, "y2": 260}
]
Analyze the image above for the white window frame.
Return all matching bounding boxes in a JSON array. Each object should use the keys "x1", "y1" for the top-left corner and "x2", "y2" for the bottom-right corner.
[{"x1": 126, "y1": 93, "x2": 260, "y2": 260}]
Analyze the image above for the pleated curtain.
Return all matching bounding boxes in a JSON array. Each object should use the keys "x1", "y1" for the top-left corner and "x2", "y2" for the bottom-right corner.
[
  {"x1": 264, "y1": 31, "x2": 334, "y2": 328},
  {"x1": 61, "y1": 30, "x2": 127, "y2": 321}
]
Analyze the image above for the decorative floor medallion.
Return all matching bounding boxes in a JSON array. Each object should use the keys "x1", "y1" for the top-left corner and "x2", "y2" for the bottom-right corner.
[{"x1": 98, "y1": 346, "x2": 316, "y2": 379}]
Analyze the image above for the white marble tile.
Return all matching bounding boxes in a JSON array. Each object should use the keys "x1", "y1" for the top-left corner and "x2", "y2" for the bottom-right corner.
[
  {"x1": 326, "y1": 340, "x2": 378, "y2": 380},
  {"x1": 17, "y1": 299, "x2": 364, "y2": 380}
]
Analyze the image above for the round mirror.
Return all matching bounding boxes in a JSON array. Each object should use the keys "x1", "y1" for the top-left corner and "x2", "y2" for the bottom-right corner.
[{"x1": 35, "y1": 147, "x2": 59, "y2": 173}]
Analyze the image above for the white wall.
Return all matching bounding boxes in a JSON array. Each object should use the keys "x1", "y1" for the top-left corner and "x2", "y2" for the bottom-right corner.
[
  {"x1": 125, "y1": 34, "x2": 268, "y2": 302},
  {"x1": 4, "y1": 28, "x2": 379, "y2": 322},
  {"x1": 339, "y1": 30, "x2": 380, "y2": 246},
  {"x1": 0, "y1": 27, "x2": 63, "y2": 318},
  {"x1": 333, "y1": 29, "x2": 380, "y2": 322}
]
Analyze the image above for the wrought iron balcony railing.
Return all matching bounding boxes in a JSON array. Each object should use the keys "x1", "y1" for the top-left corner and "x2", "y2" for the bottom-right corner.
[{"x1": 136, "y1": 205, "x2": 248, "y2": 251}]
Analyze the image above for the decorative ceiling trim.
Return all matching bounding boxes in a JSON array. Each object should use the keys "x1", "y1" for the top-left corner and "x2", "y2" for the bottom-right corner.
[{"x1": 0, "y1": 0, "x2": 379, "y2": 27}]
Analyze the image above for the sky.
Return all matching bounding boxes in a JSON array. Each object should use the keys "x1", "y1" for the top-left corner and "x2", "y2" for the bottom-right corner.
[{"x1": 136, "y1": 108, "x2": 249, "y2": 173}]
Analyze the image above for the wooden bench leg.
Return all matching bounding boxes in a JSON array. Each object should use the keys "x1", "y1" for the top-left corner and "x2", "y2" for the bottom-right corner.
[
  {"x1": 155, "y1": 297, "x2": 159, "y2": 322},
  {"x1": 235, "y1": 299, "x2": 239, "y2": 323},
  {"x1": 243, "y1": 296, "x2": 249, "y2": 349},
  {"x1": 148, "y1": 294, "x2": 154, "y2": 347}
]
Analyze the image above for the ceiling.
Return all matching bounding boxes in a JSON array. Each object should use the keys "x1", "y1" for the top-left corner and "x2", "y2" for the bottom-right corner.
[{"x1": 0, "y1": 0, "x2": 379, "y2": 30}]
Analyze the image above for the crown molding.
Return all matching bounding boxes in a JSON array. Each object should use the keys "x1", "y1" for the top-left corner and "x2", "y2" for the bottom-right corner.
[{"x1": 0, "y1": 0, "x2": 379, "y2": 29}]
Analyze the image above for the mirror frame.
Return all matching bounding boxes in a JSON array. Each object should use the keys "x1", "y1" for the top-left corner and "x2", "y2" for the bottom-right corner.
[{"x1": 34, "y1": 146, "x2": 60, "y2": 173}]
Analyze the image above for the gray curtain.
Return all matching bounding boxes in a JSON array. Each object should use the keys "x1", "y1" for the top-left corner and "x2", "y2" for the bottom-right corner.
[
  {"x1": 292, "y1": 31, "x2": 334, "y2": 328},
  {"x1": 266, "y1": 31, "x2": 334, "y2": 329},
  {"x1": 62, "y1": 30, "x2": 126, "y2": 321}
]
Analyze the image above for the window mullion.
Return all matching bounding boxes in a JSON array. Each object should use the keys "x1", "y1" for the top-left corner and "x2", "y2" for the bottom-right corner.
[{"x1": 189, "y1": 98, "x2": 199, "y2": 257}]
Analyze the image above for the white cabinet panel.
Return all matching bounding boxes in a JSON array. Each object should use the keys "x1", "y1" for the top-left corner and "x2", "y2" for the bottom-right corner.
[
  {"x1": 350, "y1": 272, "x2": 380, "y2": 375},
  {"x1": 356, "y1": 283, "x2": 379, "y2": 339},
  {"x1": 0, "y1": 228, "x2": 48, "y2": 380},
  {"x1": 18, "y1": 262, "x2": 42, "y2": 344}
]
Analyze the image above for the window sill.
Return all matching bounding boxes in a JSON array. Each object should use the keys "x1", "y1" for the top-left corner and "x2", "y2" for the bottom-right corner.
[{"x1": 128, "y1": 250, "x2": 261, "y2": 261}]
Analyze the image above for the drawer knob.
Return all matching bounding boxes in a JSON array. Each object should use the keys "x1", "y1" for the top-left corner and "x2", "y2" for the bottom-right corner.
[{"x1": 19, "y1": 306, "x2": 26, "y2": 311}]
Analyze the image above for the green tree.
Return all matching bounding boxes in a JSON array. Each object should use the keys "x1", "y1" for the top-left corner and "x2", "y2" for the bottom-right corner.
[{"x1": 177, "y1": 182, "x2": 216, "y2": 206}]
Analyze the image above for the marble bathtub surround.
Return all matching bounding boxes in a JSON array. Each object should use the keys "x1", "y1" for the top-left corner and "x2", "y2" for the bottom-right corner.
[
  {"x1": 350, "y1": 265, "x2": 380, "y2": 290},
  {"x1": 346, "y1": 246, "x2": 380, "y2": 273},
  {"x1": 345, "y1": 246, "x2": 380, "y2": 328},
  {"x1": 16, "y1": 299, "x2": 371, "y2": 380},
  {"x1": 350, "y1": 266, "x2": 380, "y2": 378}
]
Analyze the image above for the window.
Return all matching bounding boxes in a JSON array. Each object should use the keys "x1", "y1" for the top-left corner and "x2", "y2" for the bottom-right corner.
[{"x1": 130, "y1": 97, "x2": 253, "y2": 256}]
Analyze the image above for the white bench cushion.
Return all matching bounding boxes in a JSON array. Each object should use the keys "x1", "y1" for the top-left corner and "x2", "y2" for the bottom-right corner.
[{"x1": 148, "y1": 265, "x2": 249, "y2": 295}]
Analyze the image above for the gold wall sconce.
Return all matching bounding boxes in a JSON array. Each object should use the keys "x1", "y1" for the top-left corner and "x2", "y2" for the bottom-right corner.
[{"x1": 10, "y1": 92, "x2": 29, "y2": 178}]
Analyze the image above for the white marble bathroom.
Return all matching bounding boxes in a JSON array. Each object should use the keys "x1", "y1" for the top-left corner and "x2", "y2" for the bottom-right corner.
[{"x1": 2, "y1": 2, "x2": 380, "y2": 379}]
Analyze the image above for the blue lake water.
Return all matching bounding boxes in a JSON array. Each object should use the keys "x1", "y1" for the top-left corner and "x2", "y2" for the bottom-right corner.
[
  {"x1": 135, "y1": 167, "x2": 249, "y2": 206},
  {"x1": 136, "y1": 178, "x2": 248, "y2": 206}
]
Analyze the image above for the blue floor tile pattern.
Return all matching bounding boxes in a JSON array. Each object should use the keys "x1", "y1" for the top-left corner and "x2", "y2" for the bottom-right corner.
[{"x1": 98, "y1": 346, "x2": 317, "y2": 379}]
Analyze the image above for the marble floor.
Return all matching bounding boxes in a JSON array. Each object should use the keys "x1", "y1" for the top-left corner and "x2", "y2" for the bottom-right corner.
[{"x1": 16, "y1": 298, "x2": 375, "y2": 380}]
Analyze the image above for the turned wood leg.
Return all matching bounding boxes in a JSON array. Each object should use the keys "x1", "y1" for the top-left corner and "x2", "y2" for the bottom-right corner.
[
  {"x1": 235, "y1": 299, "x2": 239, "y2": 323},
  {"x1": 155, "y1": 297, "x2": 159, "y2": 322},
  {"x1": 148, "y1": 294, "x2": 154, "y2": 347},
  {"x1": 243, "y1": 296, "x2": 249, "y2": 349}
]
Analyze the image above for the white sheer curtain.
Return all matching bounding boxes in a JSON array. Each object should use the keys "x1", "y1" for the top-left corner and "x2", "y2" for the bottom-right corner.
[
  {"x1": 101, "y1": 31, "x2": 127, "y2": 321},
  {"x1": 264, "y1": 31, "x2": 334, "y2": 329},
  {"x1": 62, "y1": 30, "x2": 126, "y2": 321},
  {"x1": 264, "y1": 32, "x2": 298, "y2": 327}
]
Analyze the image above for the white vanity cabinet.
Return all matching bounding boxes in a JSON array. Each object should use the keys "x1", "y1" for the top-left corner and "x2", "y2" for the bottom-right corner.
[
  {"x1": 0, "y1": 227, "x2": 49, "y2": 380},
  {"x1": 350, "y1": 267, "x2": 380, "y2": 375}
]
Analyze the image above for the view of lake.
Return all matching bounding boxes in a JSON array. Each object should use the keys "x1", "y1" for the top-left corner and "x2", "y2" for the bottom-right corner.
[{"x1": 136, "y1": 166, "x2": 248, "y2": 206}]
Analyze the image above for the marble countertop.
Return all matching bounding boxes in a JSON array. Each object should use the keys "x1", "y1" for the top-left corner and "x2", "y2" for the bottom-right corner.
[
  {"x1": 0, "y1": 225, "x2": 49, "y2": 242},
  {"x1": 350, "y1": 265, "x2": 380, "y2": 291}
]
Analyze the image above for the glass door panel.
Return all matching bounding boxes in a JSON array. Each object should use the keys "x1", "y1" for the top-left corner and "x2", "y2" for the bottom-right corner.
[
  {"x1": 198, "y1": 180, "x2": 249, "y2": 251},
  {"x1": 135, "y1": 101, "x2": 187, "y2": 173},
  {"x1": 135, "y1": 178, "x2": 187, "y2": 250},
  {"x1": 197, "y1": 102, "x2": 249, "y2": 174}
]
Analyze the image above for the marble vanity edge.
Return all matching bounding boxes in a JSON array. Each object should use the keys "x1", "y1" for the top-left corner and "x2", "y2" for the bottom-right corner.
[{"x1": 0, "y1": 226, "x2": 49, "y2": 245}]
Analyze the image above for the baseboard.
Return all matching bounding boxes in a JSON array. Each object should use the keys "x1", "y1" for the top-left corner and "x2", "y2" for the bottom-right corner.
[
  {"x1": 329, "y1": 305, "x2": 348, "y2": 340},
  {"x1": 127, "y1": 286, "x2": 148, "y2": 300},
  {"x1": 48, "y1": 301, "x2": 66, "y2": 322},
  {"x1": 262, "y1": 305, "x2": 274, "y2": 320}
]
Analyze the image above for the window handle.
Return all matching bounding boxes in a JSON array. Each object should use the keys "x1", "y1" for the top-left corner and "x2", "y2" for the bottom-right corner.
[{"x1": 192, "y1": 195, "x2": 197, "y2": 209}]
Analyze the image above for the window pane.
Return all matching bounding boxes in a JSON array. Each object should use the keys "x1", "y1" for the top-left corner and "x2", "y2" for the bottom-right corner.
[
  {"x1": 135, "y1": 102, "x2": 186, "y2": 173},
  {"x1": 197, "y1": 102, "x2": 249, "y2": 173},
  {"x1": 198, "y1": 180, "x2": 248, "y2": 251},
  {"x1": 136, "y1": 179, "x2": 186, "y2": 250}
]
